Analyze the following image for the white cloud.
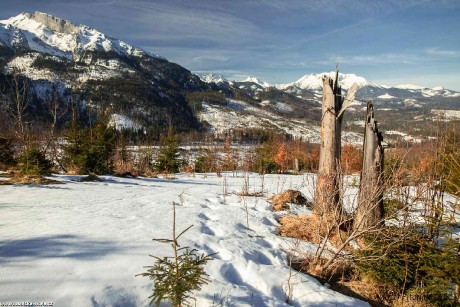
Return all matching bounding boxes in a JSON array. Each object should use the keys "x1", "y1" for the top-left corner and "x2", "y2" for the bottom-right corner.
[
  {"x1": 192, "y1": 55, "x2": 229, "y2": 63},
  {"x1": 113, "y1": 0, "x2": 260, "y2": 46},
  {"x1": 425, "y1": 48, "x2": 459, "y2": 57},
  {"x1": 314, "y1": 53, "x2": 421, "y2": 65}
]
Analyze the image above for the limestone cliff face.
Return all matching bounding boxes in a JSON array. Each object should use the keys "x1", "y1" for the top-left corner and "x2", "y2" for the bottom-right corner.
[{"x1": 30, "y1": 11, "x2": 79, "y2": 34}]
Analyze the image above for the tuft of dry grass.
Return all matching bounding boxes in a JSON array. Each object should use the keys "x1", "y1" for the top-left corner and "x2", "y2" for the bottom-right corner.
[
  {"x1": 161, "y1": 171, "x2": 176, "y2": 180},
  {"x1": 0, "y1": 173, "x2": 63, "y2": 185},
  {"x1": 114, "y1": 158, "x2": 138, "y2": 178},
  {"x1": 331, "y1": 277, "x2": 399, "y2": 307},
  {"x1": 79, "y1": 174, "x2": 103, "y2": 182},
  {"x1": 279, "y1": 213, "x2": 350, "y2": 249},
  {"x1": 238, "y1": 190, "x2": 265, "y2": 197},
  {"x1": 114, "y1": 171, "x2": 138, "y2": 178},
  {"x1": 279, "y1": 214, "x2": 318, "y2": 241},
  {"x1": 269, "y1": 189, "x2": 310, "y2": 212},
  {"x1": 138, "y1": 169, "x2": 158, "y2": 178}
]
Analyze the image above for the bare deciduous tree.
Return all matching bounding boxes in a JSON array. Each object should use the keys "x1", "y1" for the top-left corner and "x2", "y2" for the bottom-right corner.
[{"x1": 6, "y1": 72, "x2": 30, "y2": 147}]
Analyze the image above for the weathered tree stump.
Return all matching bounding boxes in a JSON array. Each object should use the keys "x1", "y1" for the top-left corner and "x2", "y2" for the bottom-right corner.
[
  {"x1": 354, "y1": 101, "x2": 385, "y2": 231},
  {"x1": 315, "y1": 75, "x2": 338, "y2": 211},
  {"x1": 315, "y1": 67, "x2": 357, "y2": 212}
]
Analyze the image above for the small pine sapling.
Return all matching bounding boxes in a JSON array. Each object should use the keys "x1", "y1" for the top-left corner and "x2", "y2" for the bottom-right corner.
[{"x1": 137, "y1": 202, "x2": 215, "y2": 307}]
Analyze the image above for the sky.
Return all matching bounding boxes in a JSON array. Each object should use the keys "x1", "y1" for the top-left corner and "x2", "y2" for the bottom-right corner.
[{"x1": 0, "y1": 0, "x2": 459, "y2": 90}]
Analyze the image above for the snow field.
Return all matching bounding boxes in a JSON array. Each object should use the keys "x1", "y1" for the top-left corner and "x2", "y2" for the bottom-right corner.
[{"x1": 0, "y1": 173, "x2": 368, "y2": 306}]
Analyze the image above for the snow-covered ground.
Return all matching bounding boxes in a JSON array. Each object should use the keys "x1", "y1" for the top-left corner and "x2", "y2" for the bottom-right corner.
[
  {"x1": 109, "y1": 114, "x2": 142, "y2": 131},
  {"x1": 0, "y1": 173, "x2": 368, "y2": 307},
  {"x1": 431, "y1": 109, "x2": 460, "y2": 120},
  {"x1": 385, "y1": 130, "x2": 423, "y2": 143},
  {"x1": 377, "y1": 93, "x2": 396, "y2": 99}
]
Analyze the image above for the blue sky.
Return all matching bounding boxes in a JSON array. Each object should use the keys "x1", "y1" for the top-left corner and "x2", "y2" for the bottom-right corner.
[{"x1": 1, "y1": 0, "x2": 459, "y2": 90}]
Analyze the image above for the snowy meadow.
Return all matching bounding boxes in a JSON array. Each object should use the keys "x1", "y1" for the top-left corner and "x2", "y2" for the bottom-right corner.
[{"x1": 0, "y1": 173, "x2": 368, "y2": 307}]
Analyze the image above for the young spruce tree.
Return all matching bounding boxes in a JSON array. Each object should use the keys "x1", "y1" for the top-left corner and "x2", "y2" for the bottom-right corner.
[
  {"x1": 63, "y1": 111, "x2": 117, "y2": 174},
  {"x1": 137, "y1": 202, "x2": 214, "y2": 307},
  {"x1": 155, "y1": 128, "x2": 181, "y2": 174}
]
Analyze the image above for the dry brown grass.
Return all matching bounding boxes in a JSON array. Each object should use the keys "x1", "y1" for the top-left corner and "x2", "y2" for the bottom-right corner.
[
  {"x1": 331, "y1": 277, "x2": 399, "y2": 307},
  {"x1": 138, "y1": 169, "x2": 158, "y2": 178},
  {"x1": 238, "y1": 190, "x2": 265, "y2": 197},
  {"x1": 161, "y1": 171, "x2": 176, "y2": 180},
  {"x1": 269, "y1": 189, "x2": 310, "y2": 211},
  {"x1": 0, "y1": 172, "x2": 63, "y2": 185},
  {"x1": 279, "y1": 213, "x2": 435, "y2": 306},
  {"x1": 79, "y1": 174, "x2": 104, "y2": 182},
  {"x1": 279, "y1": 213, "x2": 350, "y2": 250}
]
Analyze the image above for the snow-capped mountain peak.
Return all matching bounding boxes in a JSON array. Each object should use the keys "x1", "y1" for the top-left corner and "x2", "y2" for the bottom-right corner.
[
  {"x1": 241, "y1": 76, "x2": 271, "y2": 88},
  {"x1": 0, "y1": 12, "x2": 150, "y2": 61},
  {"x1": 394, "y1": 84, "x2": 426, "y2": 90},
  {"x1": 198, "y1": 73, "x2": 229, "y2": 84},
  {"x1": 278, "y1": 71, "x2": 382, "y2": 93}
]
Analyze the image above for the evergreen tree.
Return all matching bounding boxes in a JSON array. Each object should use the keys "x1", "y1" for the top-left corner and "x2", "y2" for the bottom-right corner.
[
  {"x1": 83, "y1": 117, "x2": 117, "y2": 174},
  {"x1": 63, "y1": 112, "x2": 117, "y2": 174},
  {"x1": 18, "y1": 144, "x2": 52, "y2": 176},
  {"x1": 155, "y1": 129, "x2": 181, "y2": 174},
  {"x1": 0, "y1": 136, "x2": 16, "y2": 168},
  {"x1": 138, "y1": 202, "x2": 214, "y2": 307},
  {"x1": 358, "y1": 225, "x2": 459, "y2": 306},
  {"x1": 254, "y1": 140, "x2": 277, "y2": 174}
]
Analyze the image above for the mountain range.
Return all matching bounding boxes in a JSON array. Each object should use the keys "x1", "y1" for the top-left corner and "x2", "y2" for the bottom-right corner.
[
  {"x1": 199, "y1": 72, "x2": 460, "y2": 100},
  {"x1": 1, "y1": 12, "x2": 459, "y2": 142}
]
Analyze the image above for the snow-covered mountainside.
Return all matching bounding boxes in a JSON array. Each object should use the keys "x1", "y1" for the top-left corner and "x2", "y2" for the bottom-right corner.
[
  {"x1": 0, "y1": 12, "x2": 206, "y2": 133},
  {"x1": 0, "y1": 11, "x2": 458, "y2": 142},
  {"x1": 200, "y1": 71, "x2": 460, "y2": 102},
  {"x1": 200, "y1": 98, "x2": 362, "y2": 144},
  {"x1": 277, "y1": 72, "x2": 380, "y2": 92},
  {"x1": 198, "y1": 73, "x2": 231, "y2": 85},
  {"x1": 241, "y1": 76, "x2": 271, "y2": 88},
  {"x1": 273, "y1": 72, "x2": 460, "y2": 100},
  {"x1": 395, "y1": 84, "x2": 426, "y2": 90},
  {"x1": 0, "y1": 12, "x2": 149, "y2": 61}
]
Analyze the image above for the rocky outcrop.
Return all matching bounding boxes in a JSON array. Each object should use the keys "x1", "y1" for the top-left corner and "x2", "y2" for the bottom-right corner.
[{"x1": 30, "y1": 12, "x2": 79, "y2": 34}]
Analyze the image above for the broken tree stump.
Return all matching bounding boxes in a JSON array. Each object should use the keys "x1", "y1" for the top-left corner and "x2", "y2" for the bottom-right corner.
[
  {"x1": 315, "y1": 67, "x2": 358, "y2": 212},
  {"x1": 354, "y1": 101, "x2": 385, "y2": 231}
]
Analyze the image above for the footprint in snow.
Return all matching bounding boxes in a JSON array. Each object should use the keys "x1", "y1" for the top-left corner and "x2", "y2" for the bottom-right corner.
[
  {"x1": 220, "y1": 263, "x2": 244, "y2": 285},
  {"x1": 256, "y1": 237, "x2": 273, "y2": 249},
  {"x1": 199, "y1": 223, "x2": 216, "y2": 236},
  {"x1": 197, "y1": 213, "x2": 210, "y2": 220},
  {"x1": 261, "y1": 217, "x2": 276, "y2": 226},
  {"x1": 243, "y1": 250, "x2": 273, "y2": 265}
]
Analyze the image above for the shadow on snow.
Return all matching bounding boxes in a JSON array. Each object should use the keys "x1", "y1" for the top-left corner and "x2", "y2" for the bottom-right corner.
[{"x1": 0, "y1": 234, "x2": 128, "y2": 260}]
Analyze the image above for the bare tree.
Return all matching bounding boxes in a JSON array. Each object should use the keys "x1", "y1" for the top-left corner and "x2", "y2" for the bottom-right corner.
[{"x1": 6, "y1": 72, "x2": 30, "y2": 147}]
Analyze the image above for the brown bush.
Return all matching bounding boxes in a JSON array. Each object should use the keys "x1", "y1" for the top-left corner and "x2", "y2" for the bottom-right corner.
[{"x1": 341, "y1": 144, "x2": 362, "y2": 174}]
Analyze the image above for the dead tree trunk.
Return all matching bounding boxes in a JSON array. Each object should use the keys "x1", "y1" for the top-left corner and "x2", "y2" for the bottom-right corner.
[
  {"x1": 354, "y1": 101, "x2": 385, "y2": 231},
  {"x1": 315, "y1": 75, "x2": 337, "y2": 211},
  {"x1": 315, "y1": 67, "x2": 358, "y2": 211}
]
